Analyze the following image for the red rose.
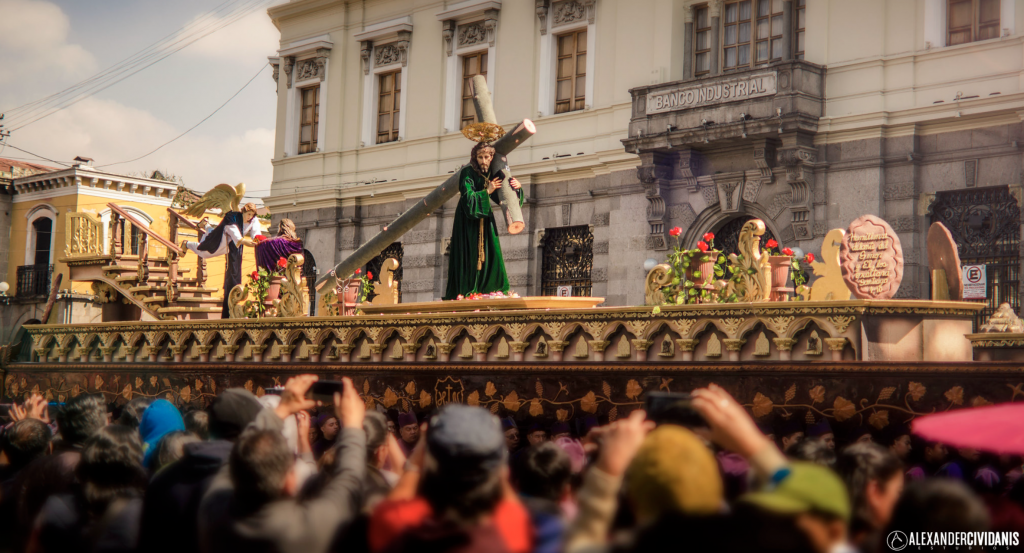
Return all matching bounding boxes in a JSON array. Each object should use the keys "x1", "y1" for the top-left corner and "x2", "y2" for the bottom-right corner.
[
  {"x1": 367, "y1": 271, "x2": 373, "y2": 279},
  {"x1": 277, "y1": 257, "x2": 288, "y2": 268},
  {"x1": 766, "y1": 239, "x2": 778, "y2": 248},
  {"x1": 669, "y1": 227, "x2": 682, "y2": 237},
  {"x1": 703, "y1": 232, "x2": 714, "y2": 242},
  {"x1": 254, "y1": 235, "x2": 267, "y2": 243},
  {"x1": 697, "y1": 241, "x2": 709, "y2": 252},
  {"x1": 355, "y1": 268, "x2": 361, "y2": 275},
  {"x1": 782, "y1": 247, "x2": 794, "y2": 256},
  {"x1": 805, "y1": 253, "x2": 815, "y2": 263},
  {"x1": 251, "y1": 271, "x2": 258, "y2": 279}
]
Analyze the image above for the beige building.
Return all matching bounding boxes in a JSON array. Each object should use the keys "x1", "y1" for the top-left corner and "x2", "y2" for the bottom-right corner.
[{"x1": 265, "y1": 0, "x2": 1024, "y2": 324}]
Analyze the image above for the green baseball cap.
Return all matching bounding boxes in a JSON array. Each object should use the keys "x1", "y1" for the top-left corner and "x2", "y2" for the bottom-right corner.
[{"x1": 741, "y1": 462, "x2": 851, "y2": 522}]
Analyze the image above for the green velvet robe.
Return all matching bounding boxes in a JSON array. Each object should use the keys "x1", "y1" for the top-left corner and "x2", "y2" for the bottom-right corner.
[{"x1": 443, "y1": 165, "x2": 524, "y2": 300}]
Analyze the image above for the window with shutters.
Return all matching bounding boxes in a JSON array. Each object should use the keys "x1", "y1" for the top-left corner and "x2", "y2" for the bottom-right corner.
[
  {"x1": 460, "y1": 52, "x2": 488, "y2": 130},
  {"x1": 947, "y1": 0, "x2": 1000, "y2": 45},
  {"x1": 695, "y1": 6, "x2": 712, "y2": 76},
  {"x1": 376, "y1": 70, "x2": 401, "y2": 144},
  {"x1": 298, "y1": 85, "x2": 319, "y2": 154},
  {"x1": 555, "y1": 29, "x2": 587, "y2": 114}
]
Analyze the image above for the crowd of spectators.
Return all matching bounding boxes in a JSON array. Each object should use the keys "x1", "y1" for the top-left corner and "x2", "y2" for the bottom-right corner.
[{"x1": 1, "y1": 377, "x2": 1022, "y2": 553}]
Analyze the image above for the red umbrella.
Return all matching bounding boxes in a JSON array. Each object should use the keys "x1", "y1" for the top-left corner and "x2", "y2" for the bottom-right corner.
[{"x1": 912, "y1": 403, "x2": 1024, "y2": 455}]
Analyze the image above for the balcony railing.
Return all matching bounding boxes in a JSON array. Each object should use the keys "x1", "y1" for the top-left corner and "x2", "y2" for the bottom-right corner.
[{"x1": 16, "y1": 264, "x2": 53, "y2": 297}]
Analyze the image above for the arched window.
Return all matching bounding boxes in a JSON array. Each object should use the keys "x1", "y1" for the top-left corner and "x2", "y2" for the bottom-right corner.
[{"x1": 99, "y1": 207, "x2": 152, "y2": 255}]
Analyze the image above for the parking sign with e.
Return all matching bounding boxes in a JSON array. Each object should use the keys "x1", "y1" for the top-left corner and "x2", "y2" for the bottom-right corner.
[{"x1": 962, "y1": 264, "x2": 987, "y2": 300}]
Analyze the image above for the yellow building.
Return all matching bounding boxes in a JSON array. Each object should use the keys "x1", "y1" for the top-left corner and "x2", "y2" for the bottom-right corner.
[{"x1": 1, "y1": 158, "x2": 256, "y2": 342}]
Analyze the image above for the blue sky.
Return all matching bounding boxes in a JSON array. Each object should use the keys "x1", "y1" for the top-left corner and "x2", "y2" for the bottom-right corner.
[{"x1": 0, "y1": 0, "x2": 285, "y2": 198}]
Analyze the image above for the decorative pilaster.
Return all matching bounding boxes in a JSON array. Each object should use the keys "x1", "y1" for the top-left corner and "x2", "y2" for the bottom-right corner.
[
  {"x1": 675, "y1": 338, "x2": 699, "y2": 361},
  {"x1": 283, "y1": 56, "x2": 295, "y2": 88},
  {"x1": 773, "y1": 337, "x2": 797, "y2": 361},
  {"x1": 34, "y1": 347, "x2": 49, "y2": 362},
  {"x1": 723, "y1": 338, "x2": 746, "y2": 362},
  {"x1": 536, "y1": 0, "x2": 550, "y2": 34},
  {"x1": 484, "y1": 8, "x2": 499, "y2": 46},
  {"x1": 308, "y1": 344, "x2": 324, "y2": 363},
  {"x1": 438, "y1": 342, "x2": 458, "y2": 362},
  {"x1": 677, "y1": 148, "x2": 703, "y2": 192},
  {"x1": 471, "y1": 341, "x2": 492, "y2": 362},
  {"x1": 370, "y1": 344, "x2": 387, "y2": 362},
  {"x1": 442, "y1": 20, "x2": 456, "y2": 56},
  {"x1": 170, "y1": 345, "x2": 187, "y2": 363},
  {"x1": 402, "y1": 343, "x2": 419, "y2": 362},
  {"x1": 269, "y1": 57, "x2": 280, "y2": 89},
  {"x1": 637, "y1": 151, "x2": 673, "y2": 250},
  {"x1": 824, "y1": 337, "x2": 848, "y2": 361},
  {"x1": 124, "y1": 346, "x2": 138, "y2": 362},
  {"x1": 57, "y1": 347, "x2": 72, "y2": 363},
  {"x1": 588, "y1": 340, "x2": 611, "y2": 361},
  {"x1": 100, "y1": 346, "x2": 115, "y2": 363},
  {"x1": 548, "y1": 340, "x2": 569, "y2": 362},
  {"x1": 279, "y1": 344, "x2": 296, "y2": 363},
  {"x1": 251, "y1": 344, "x2": 268, "y2": 363},
  {"x1": 779, "y1": 143, "x2": 817, "y2": 241},
  {"x1": 224, "y1": 344, "x2": 239, "y2": 362},
  {"x1": 631, "y1": 339, "x2": 653, "y2": 362},
  {"x1": 396, "y1": 31, "x2": 411, "y2": 67},
  {"x1": 198, "y1": 345, "x2": 213, "y2": 363},
  {"x1": 752, "y1": 139, "x2": 777, "y2": 186},
  {"x1": 335, "y1": 344, "x2": 356, "y2": 362},
  {"x1": 360, "y1": 42, "x2": 372, "y2": 75},
  {"x1": 583, "y1": 0, "x2": 597, "y2": 23},
  {"x1": 510, "y1": 341, "x2": 529, "y2": 361}
]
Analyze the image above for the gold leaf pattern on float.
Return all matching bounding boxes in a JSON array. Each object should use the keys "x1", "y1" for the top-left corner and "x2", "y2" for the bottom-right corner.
[
  {"x1": 181, "y1": 385, "x2": 192, "y2": 403},
  {"x1": 45, "y1": 390, "x2": 53, "y2": 401},
  {"x1": 581, "y1": 391, "x2": 598, "y2": 413},
  {"x1": 135, "y1": 377, "x2": 143, "y2": 390},
  {"x1": 419, "y1": 390, "x2": 432, "y2": 408},
  {"x1": 751, "y1": 393, "x2": 774, "y2": 418},
  {"x1": 944, "y1": 386, "x2": 964, "y2": 405},
  {"x1": 504, "y1": 390, "x2": 521, "y2": 412},
  {"x1": 808, "y1": 385, "x2": 825, "y2": 404},
  {"x1": 877, "y1": 387, "x2": 896, "y2": 401},
  {"x1": 244, "y1": 380, "x2": 254, "y2": 392},
  {"x1": 210, "y1": 379, "x2": 216, "y2": 394},
  {"x1": 833, "y1": 396, "x2": 856, "y2": 421},
  {"x1": 58, "y1": 394, "x2": 65, "y2": 402},
  {"x1": 609, "y1": 406, "x2": 618, "y2": 421},
  {"x1": 122, "y1": 384, "x2": 133, "y2": 400},
  {"x1": 556, "y1": 409, "x2": 569, "y2": 422},
  {"x1": 489, "y1": 402, "x2": 500, "y2": 414},
  {"x1": 868, "y1": 410, "x2": 889, "y2": 429},
  {"x1": 468, "y1": 390, "x2": 480, "y2": 406},
  {"x1": 401, "y1": 399, "x2": 410, "y2": 412},
  {"x1": 365, "y1": 396, "x2": 376, "y2": 410},
  {"x1": 908, "y1": 382, "x2": 926, "y2": 401},
  {"x1": 536, "y1": 380, "x2": 544, "y2": 398},
  {"x1": 485, "y1": 382, "x2": 497, "y2": 397},
  {"x1": 9, "y1": 382, "x2": 18, "y2": 397},
  {"x1": 94, "y1": 375, "x2": 104, "y2": 390},
  {"x1": 165, "y1": 393, "x2": 174, "y2": 402},
  {"x1": 71, "y1": 384, "x2": 80, "y2": 397},
  {"x1": 971, "y1": 396, "x2": 991, "y2": 407},
  {"x1": 626, "y1": 379, "x2": 643, "y2": 400},
  {"x1": 195, "y1": 379, "x2": 203, "y2": 392},
  {"x1": 383, "y1": 388, "x2": 399, "y2": 408},
  {"x1": 405, "y1": 381, "x2": 416, "y2": 395},
  {"x1": 363, "y1": 379, "x2": 370, "y2": 394},
  {"x1": 659, "y1": 378, "x2": 673, "y2": 391},
  {"x1": 602, "y1": 381, "x2": 612, "y2": 398},
  {"x1": 529, "y1": 398, "x2": 543, "y2": 416},
  {"x1": 784, "y1": 384, "x2": 796, "y2": 403},
  {"x1": 150, "y1": 376, "x2": 158, "y2": 388},
  {"x1": 163, "y1": 378, "x2": 172, "y2": 388}
]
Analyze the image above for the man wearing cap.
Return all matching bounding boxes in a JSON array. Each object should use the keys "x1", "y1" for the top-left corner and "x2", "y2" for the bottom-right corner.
[
  {"x1": 525, "y1": 422, "x2": 548, "y2": 447},
  {"x1": 397, "y1": 412, "x2": 419, "y2": 456},
  {"x1": 369, "y1": 405, "x2": 532, "y2": 553},
  {"x1": 502, "y1": 417, "x2": 520, "y2": 453},
  {"x1": 140, "y1": 387, "x2": 265, "y2": 553},
  {"x1": 776, "y1": 417, "x2": 806, "y2": 453}
]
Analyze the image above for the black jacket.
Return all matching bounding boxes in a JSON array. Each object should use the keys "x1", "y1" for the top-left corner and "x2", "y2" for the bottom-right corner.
[{"x1": 138, "y1": 440, "x2": 232, "y2": 553}]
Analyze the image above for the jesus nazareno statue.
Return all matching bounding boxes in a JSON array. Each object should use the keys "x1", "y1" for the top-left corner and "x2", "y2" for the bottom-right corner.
[{"x1": 443, "y1": 142, "x2": 524, "y2": 300}]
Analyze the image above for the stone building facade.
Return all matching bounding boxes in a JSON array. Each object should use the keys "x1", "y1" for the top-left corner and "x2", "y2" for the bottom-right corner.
[{"x1": 265, "y1": 0, "x2": 1024, "y2": 317}]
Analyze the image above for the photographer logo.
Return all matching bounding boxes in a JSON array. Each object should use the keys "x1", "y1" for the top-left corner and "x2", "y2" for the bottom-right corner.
[{"x1": 887, "y1": 531, "x2": 908, "y2": 551}]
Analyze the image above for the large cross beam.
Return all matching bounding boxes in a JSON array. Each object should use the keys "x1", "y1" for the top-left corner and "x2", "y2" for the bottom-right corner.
[
  {"x1": 315, "y1": 89, "x2": 536, "y2": 293},
  {"x1": 471, "y1": 76, "x2": 525, "y2": 235}
]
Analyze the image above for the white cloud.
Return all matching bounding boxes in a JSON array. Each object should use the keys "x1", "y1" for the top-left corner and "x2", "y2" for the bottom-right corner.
[
  {"x1": 9, "y1": 96, "x2": 274, "y2": 196},
  {"x1": 0, "y1": 0, "x2": 96, "y2": 94},
  {"x1": 180, "y1": 3, "x2": 283, "y2": 63}
]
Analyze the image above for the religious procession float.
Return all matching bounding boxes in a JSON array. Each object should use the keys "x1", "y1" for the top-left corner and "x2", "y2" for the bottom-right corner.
[{"x1": 3, "y1": 77, "x2": 1022, "y2": 436}]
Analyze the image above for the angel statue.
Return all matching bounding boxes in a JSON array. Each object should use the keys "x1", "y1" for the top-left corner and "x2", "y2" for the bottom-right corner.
[{"x1": 180, "y1": 182, "x2": 262, "y2": 317}]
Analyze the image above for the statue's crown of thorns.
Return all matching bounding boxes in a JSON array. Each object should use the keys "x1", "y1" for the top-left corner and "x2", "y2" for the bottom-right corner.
[{"x1": 461, "y1": 122, "x2": 506, "y2": 143}]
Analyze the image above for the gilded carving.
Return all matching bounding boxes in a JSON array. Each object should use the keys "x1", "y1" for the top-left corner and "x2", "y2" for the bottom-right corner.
[
  {"x1": 724, "y1": 220, "x2": 771, "y2": 302},
  {"x1": 824, "y1": 337, "x2": 848, "y2": 352},
  {"x1": 657, "y1": 335, "x2": 674, "y2": 357},
  {"x1": 718, "y1": 318, "x2": 744, "y2": 337},
  {"x1": 535, "y1": 336, "x2": 549, "y2": 358},
  {"x1": 806, "y1": 331, "x2": 823, "y2": 356},
  {"x1": 764, "y1": 316, "x2": 794, "y2": 337},
  {"x1": 574, "y1": 337, "x2": 589, "y2": 358},
  {"x1": 706, "y1": 334, "x2": 722, "y2": 357},
  {"x1": 723, "y1": 338, "x2": 746, "y2": 352},
  {"x1": 616, "y1": 335, "x2": 631, "y2": 358},
  {"x1": 828, "y1": 315, "x2": 856, "y2": 334},
  {"x1": 496, "y1": 337, "x2": 510, "y2": 359},
  {"x1": 754, "y1": 332, "x2": 771, "y2": 356},
  {"x1": 676, "y1": 338, "x2": 699, "y2": 352}
]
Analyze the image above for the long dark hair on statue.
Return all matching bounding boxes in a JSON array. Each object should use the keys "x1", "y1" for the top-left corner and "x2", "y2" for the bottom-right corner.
[{"x1": 470, "y1": 142, "x2": 497, "y2": 178}]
